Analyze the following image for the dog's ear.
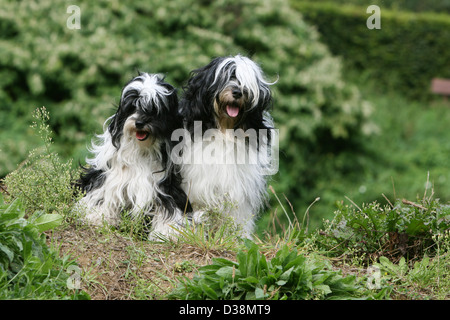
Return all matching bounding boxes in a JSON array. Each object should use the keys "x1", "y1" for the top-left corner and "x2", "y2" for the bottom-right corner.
[
  {"x1": 108, "y1": 114, "x2": 123, "y2": 149},
  {"x1": 108, "y1": 94, "x2": 135, "y2": 149},
  {"x1": 254, "y1": 83, "x2": 273, "y2": 127},
  {"x1": 164, "y1": 85, "x2": 179, "y2": 117},
  {"x1": 180, "y1": 59, "x2": 223, "y2": 130},
  {"x1": 181, "y1": 69, "x2": 212, "y2": 119},
  {"x1": 108, "y1": 77, "x2": 145, "y2": 149},
  {"x1": 257, "y1": 80, "x2": 273, "y2": 112},
  {"x1": 234, "y1": 81, "x2": 273, "y2": 132}
]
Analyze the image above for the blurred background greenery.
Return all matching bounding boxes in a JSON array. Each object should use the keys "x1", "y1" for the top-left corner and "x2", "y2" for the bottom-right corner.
[{"x1": 1, "y1": 0, "x2": 449, "y2": 235}]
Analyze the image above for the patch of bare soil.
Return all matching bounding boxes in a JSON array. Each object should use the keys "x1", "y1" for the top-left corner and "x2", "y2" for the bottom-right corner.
[{"x1": 48, "y1": 224, "x2": 235, "y2": 300}]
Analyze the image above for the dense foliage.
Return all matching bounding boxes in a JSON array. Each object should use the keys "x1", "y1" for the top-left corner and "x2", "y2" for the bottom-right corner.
[
  {"x1": 0, "y1": 0, "x2": 375, "y2": 222},
  {"x1": 4, "y1": 108, "x2": 82, "y2": 215},
  {"x1": 0, "y1": 196, "x2": 88, "y2": 299},
  {"x1": 316, "y1": 197, "x2": 450, "y2": 263},
  {"x1": 293, "y1": 1, "x2": 450, "y2": 99},
  {"x1": 295, "y1": 0, "x2": 450, "y2": 13},
  {"x1": 170, "y1": 239, "x2": 366, "y2": 300}
]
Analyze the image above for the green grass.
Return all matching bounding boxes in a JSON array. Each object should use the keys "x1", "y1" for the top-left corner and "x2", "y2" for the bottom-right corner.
[
  {"x1": 4, "y1": 108, "x2": 83, "y2": 217},
  {"x1": 1, "y1": 184, "x2": 448, "y2": 300}
]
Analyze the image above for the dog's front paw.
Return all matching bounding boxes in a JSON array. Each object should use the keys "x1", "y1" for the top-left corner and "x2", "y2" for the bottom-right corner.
[{"x1": 191, "y1": 210, "x2": 207, "y2": 225}]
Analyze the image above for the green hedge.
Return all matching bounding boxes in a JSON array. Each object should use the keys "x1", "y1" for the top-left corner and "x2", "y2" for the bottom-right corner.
[
  {"x1": 0, "y1": 0, "x2": 378, "y2": 229},
  {"x1": 292, "y1": 1, "x2": 450, "y2": 99},
  {"x1": 0, "y1": 0, "x2": 374, "y2": 170},
  {"x1": 294, "y1": 0, "x2": 450, "y2": 13}
]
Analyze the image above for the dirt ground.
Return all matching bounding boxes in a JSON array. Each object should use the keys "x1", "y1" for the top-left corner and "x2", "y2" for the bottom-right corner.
[{"x1": 48, "y1": 224, "x2": 235, "y2": 300}]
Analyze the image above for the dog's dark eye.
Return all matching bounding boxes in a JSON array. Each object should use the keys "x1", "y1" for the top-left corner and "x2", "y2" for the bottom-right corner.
[
  {"x1": 141, "y1": 105, "x2": 158, "y2": 116},
  {"x1": 229, "y1": 69, "x2": 237, "y2": 80}
]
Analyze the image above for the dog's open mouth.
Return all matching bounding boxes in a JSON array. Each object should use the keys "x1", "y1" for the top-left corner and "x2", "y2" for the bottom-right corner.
[
  {"x1": 136, "y1": 130, "x2": 150, "y2": 141},
  {"x1": 226, "y1": 104, "x2": 240, "y2": 118}
]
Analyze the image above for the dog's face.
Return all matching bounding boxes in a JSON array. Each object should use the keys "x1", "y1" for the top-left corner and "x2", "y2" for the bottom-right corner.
[
  {"x1": 123, "y1": 111, "x2": 157, "y2": 148},
  {"x1": 213, "y1": 78, "x2": 247, "y2": 131},
  {"x1": 109, "y1": 73, "x2": 179, "y2": 150},
  {"x1": 182, "y1": 55, "x2": 273, "y2": 132}
]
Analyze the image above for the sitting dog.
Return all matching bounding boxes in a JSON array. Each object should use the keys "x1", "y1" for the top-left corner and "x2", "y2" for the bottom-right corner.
[
  {"x1": 177, "y1": 55, "x2": 276, "y2": 238},
  {"x1": 76, "y1": 72, "x2": 191, "y2": 240}
]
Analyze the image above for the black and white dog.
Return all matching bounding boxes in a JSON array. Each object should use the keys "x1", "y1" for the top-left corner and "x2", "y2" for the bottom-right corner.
[
  {"x1": 76, "y1": 73, "x2": 190, "y2": 239},
  {"x1": 177, "y1": 55, "x2": 276, "y2": 238}
]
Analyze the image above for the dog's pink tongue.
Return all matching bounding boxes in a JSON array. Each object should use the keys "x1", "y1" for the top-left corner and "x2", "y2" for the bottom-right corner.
[
  {"x1": 226, "y1": 105, "x2": 239, "y2": 118},
  {"x1": 136, "y1": 131, "x2": 147, "y2": 140}
]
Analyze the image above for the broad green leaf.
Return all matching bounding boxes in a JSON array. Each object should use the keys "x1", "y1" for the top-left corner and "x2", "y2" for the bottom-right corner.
[
  {"x1": 216, "y1": 266, "x2": 236, "y2": 279},
  {"x1": 199, "y1": 264, "x2": 221, "y2": 273},
  {"x1": 237, "y1": 254, "x2": 247, "y2": 277},
  {"x1": 285, "y1": 255, "x2": 306, "y2": 270},
  {"x1": 378, "y1": 256, "x2": 392, "y2": 268},
  {"x1": 406, "y1": 219, "x2": 427, "y2": 235},
  {"x1": 313, "y1": 272, "x2": 332, "y2": 286},
  {"x1": 33, "y1": 213, "x2": 63, "y2": 233},
  {"x1": 0, "y1": 243, "x2": 14, "y2": 263},
  {"x1": 279, "y1": 266, "x2": 294, "y2": 282},
  {"x1": 245, "y1": 243, "x2": 260, "y2": 277},
  {"x1": 242, "y1": 276, "x2": 259, "y2": 284},
  {"x1": 276, "y1": 280, "x2": 287, "y2": 286},
  {"x1": 258, "y1": 254, "x2": 269, "y2": 274},
  {"x1": 201, "y1": 283, "x2": 218, "y2": 300},
  {"x1": 4, "y1": 198, "x2": 25, "y2": 219},
  {"x1": 212, "y1": 258, "x2": 238, "y2": 267},
  {"x1": 314, "y1": 284, "x2": 332, "y2": 295},
  {"x1": 255, "y1": 287, "x2": 266, "y2": 299}
]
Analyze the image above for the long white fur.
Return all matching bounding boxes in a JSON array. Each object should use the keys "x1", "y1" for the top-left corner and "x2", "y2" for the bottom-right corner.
[
  {"x1": 78, "y1": 123, "x2": 165, "y2": 225},
  {"x1": 181, "y1": 55, "x2": 275, "y2": 238},
  {"x1": 180, "y1": 131, "x2": 270, "y2": 238},
  {"x1": 77, "y1": 73, "x2": 184, "y2": 238}
]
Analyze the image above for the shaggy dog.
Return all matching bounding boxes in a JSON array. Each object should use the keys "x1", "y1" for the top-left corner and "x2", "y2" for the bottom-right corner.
[
  {"x1": 76, "y1": 73, "x2": 191, "y2": 239},
  {"x1": 176, "y1": 55, "x2": 276, "y2": 238}
]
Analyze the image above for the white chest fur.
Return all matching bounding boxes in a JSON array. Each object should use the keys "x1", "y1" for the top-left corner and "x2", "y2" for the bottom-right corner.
[{"x1": 179, "y1": 129, "x2": 269, "y2": 236}]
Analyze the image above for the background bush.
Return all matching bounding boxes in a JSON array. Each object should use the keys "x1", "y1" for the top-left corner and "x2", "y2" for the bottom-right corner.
[
  {"x1": 292, "y1": 1, "x2": 450, "y2": 99},
  {"x1": 294, "y1": 0, "x2": 450, "y2": 13},
  {"x1": 0, "y1": 0, "x2": 375, "y2": 228}
]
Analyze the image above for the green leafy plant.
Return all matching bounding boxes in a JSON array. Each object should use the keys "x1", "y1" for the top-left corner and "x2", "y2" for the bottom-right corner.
[
  {"x1": 4, "y1": 107, "x2": 82, "y2": 217},
  {"x1": 374, "y1": 251, "x2": 449, "y2": 299},
  {"x1": 315, "y1": 194, "x2": 450, "y2": 263},
  {"x1": 0, "y1": 196, "x2": 89, "y2": 299},
  {"x1": 170, "y1": 239, "x2": 366, "y2": 300}
]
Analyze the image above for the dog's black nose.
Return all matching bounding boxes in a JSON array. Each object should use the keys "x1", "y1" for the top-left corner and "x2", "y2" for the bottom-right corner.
[
  {"x1": 232, "y1": 88, "x2": 242, "y2": 99},
  {"x1": 135, "y1": 120, "x2": 145, "y2": 129}
]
